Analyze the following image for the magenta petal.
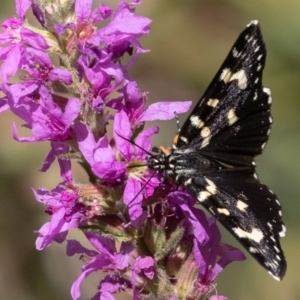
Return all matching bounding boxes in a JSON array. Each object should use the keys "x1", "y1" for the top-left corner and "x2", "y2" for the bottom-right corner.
[
  {"x1": 114, "y1": 110, "x2": 133, "y2": 160},
  {"x1": 204, "y1": 218, "x2": 222, "y2": 272},
  {"x1": 35, "y1": 208, "x2": 66, "y2": 250},
  {"x1": 93, "y1": 135, "x2": 115, "y2": 162},
  {"x1": 193, "y1": 238, "x2": 207, "y2": 279},
  {"x1": 75, "y1": 0, "x2": 92, "y2": 22},
  {"x1": 123, "y1": 80, "x2": 142, "y2": 104},
  {"x1": 62, "y1": 98, "x2": 81, "y2": 126},
  {"x1": 85, "y1": 232, "x2": 116, "y2": 256},
  {"x1": 168, "y1": 191, "x2": 209, "y2": 243},
  {"x1": 40, "y1": 146, "x2": 56, "y2": 172},
  {"x1": 0, "y1": 44, "x2": 22, "y2": 83},
  {"x1": 100, "y1": 1, "x2": 151, "y2": 36},
  {"x1": 115, "y1": 241, "x2": 135, "y2": 270},
  {"x1": 66, "y1": 240, "x2": 98, "y2": 257},
  {"x1": 137, "y1": 101, "x2": 192, "y2": 122},
  {"x1": 123, "y1": 177, "x2": 143, "y2": 222},
  {"x1": 74, "y1": 122, "x2": 96, "y2": 164},
  {"x1": 132, "y1": 256, "x2": 155, "y2": 279},
  {"x1": 92, "y1": 161, "x2": 126, "y2": 181},
  {"x1": 71, "y1": 257, "x2": 108, "y2": 300},
  {"x1": 135, "y1": 126, "x2": 159, "y2": 158},
  {"x1": 50, "y1": 68, "x2": 73, "y2": 84},
  {"x1": 16, "y1": 0, "x2": 32, "y2": 19}
]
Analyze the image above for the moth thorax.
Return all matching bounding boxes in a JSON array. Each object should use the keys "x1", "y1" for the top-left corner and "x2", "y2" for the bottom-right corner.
[{"x1": 171, "y1": 150, "x2": 216, "y2": 174}]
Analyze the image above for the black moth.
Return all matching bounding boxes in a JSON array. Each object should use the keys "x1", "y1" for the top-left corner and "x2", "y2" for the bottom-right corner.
[{"x1": 148, "y1": 20, "x2": 286, "y2": 280}]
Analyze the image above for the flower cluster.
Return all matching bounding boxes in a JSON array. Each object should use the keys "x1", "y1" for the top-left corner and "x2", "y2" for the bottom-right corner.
[{"x1": 0, "y1": 0, "x2": 246, "y2": 299}]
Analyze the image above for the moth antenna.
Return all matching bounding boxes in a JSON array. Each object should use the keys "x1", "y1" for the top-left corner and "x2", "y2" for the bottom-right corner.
[{"x1": 174, "y1": 111, "x2": 181, "y2": 134}]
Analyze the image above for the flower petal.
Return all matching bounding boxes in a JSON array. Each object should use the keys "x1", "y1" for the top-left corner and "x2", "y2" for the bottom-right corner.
[{"x1": 137, "y1": 101, "x2": 192, "y2": 122}]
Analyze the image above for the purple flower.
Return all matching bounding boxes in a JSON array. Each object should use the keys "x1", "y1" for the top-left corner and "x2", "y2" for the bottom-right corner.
[
  {"x1": 55, "y1": 0, "x2": 113, "y2": 52},
  {"x1": 193, "y1": 217, "x2": 246, "y2": 283},
  {"x1": 21, "y1": 48, "x2": 73, "y2": 86},
  {"x1": 113, "y1": 109, "x2": 159, "y2": 225},
  {"x1": 74, "y1": 122, "x2": 127, "y2": 183},
  {"x1": 0, "y1": 1, "x2": 245, "y2": 299},
  {"x1": 0, "y1": 0, "x2": 49, "y2": 82},
  {"x1": 34, "y1": 183, "x2": 85, "y2": 250},
  {"x1": 40, "y1": 142, "x2": 72, "y2": 179},
  {"x1": 168, "y1": 191, "x2": 210, "y2": 244},
  {"x1": 68, "y1": 232, "x2": 155, "y2": 300},
  {"x1": 12, "y1": 87, "x2": 80, "y2": 143},
  {"x1": 96, "y1": 0, "x2": 151, "y2": 64},
  {"x1": 77, "y1": 48, "x2": 124, "y2": 103}
]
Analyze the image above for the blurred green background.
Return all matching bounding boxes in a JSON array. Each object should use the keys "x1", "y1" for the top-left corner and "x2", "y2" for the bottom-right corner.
[{"x1": 0, "y1": 0, "x2": 299, "y2": 299}]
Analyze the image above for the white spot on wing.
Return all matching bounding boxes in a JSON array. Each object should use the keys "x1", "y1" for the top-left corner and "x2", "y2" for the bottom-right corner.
[
  {"x1": 207, "y1": 98, "x2": 219, "y2": 107},
  {"x1": 197, "y1": 191, "x2": 210, "y2": 202},
  {"x1": 276, "y1": 255, "x2": 281, "y2": 261},
  {"x1": 248, "y1": 36, "x2": 254, "y2": 43},
  {"x1": 249, "y1": 247, "x2": 258, "y2": 253},
  {"x1": 180, "y1": 136, "x2": 188, "y2": 144},
  {"x1": 268, "y1": 271, "x2": 280, "y2": 281},
  {"x1": 197, "y1": 177, "x2": 217, "y2": 202},
  {"x1": 217, "y1": 208, "x2": 230, "y2": 215},
  {"x1": 232, "y1": 227, "x2": 264, "y2": 243},
  {"x1": 279, "y1": 225, "x2": 286, "y2": 237},
  {"x1": 232, "y1": 47, "x2": 239, "y2": 57},
  {"x1": 274, "y1": 245, "x2": 280, "y2": 253},
  {"x1": 263, "y1": 87, "x2": 271, "y2": 95},
  {"x1": 249, "y1": 20, "x2": 259, "y2": 26},
  {"x1": 253, "y1": 91, "x2": 258, "y2": 101},
  {"x1": 184, "y1": 178, "x2": 192, "y2": 185},
  {"x1": 267, "y1": 222, "x2": 273, "y2": 229},
  {"x1": 227, "y1": 109, "x2": 239, "y2": 125},
  {"x1": 205, "y1": 178, "x2": 217, "y2": 195},
  {"x1": 200, "y1": 127, "x2": 211, "y2": 138},
  {"x1": 263, "y1": 88, "x2": 272, "y2": 104},
  {"x1": 230, "y1": 69, "x2": 248, "y2": 89},
  {"x1": 220, "y1": 68, "x2": 232, "y2": 83},
  {"x1": 190, "y1": 115, "x2": 204, "y2": 129},
  {"x1": 254, "y1": 46, "x2": 260, "y2": 52},
  {"x1": 201, "y1": 136, "x2": 211, "y2": 148},
  {"x1": 220, "y1": 68, "x2": 248, "y2": 89},
  {"x1": 237, "y1": 200, "x2": 248, "y2": 212}
]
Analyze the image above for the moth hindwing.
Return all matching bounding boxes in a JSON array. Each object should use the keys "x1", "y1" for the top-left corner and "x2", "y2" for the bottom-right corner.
[{"x1": 149, "y1": 20, "x2": 287, "y2": 280}]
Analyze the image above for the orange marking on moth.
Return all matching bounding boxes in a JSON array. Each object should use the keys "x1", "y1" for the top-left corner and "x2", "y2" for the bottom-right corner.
[
  {"x1": 173, "y1": 134, "x2": 179, "y2": 145},
  {"x1": 159, "y1": 146, "x2": 171, "y2": 154}
]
